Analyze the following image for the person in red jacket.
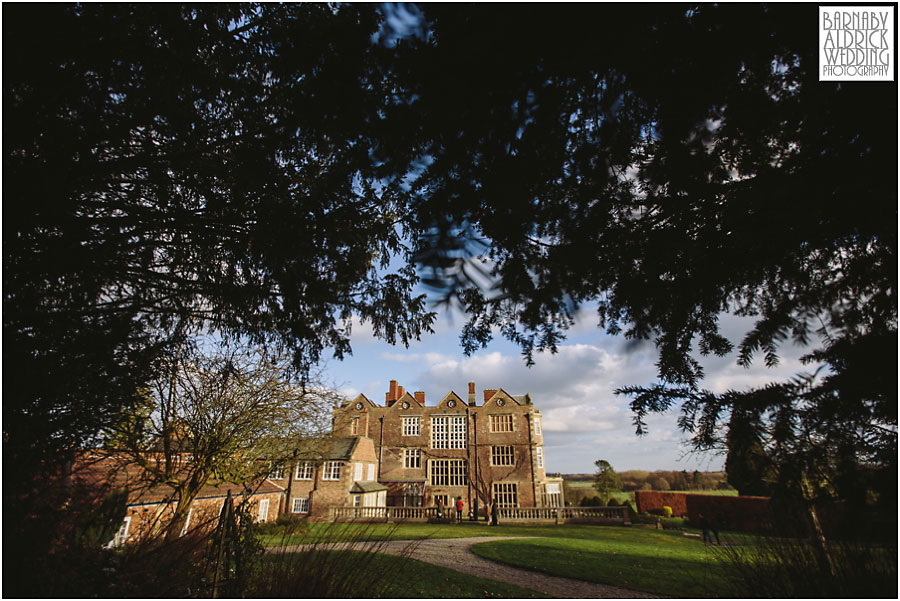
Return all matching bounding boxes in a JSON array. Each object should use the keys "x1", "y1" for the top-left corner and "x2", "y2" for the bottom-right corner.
[{"x1": 455, "y1": 497, "x2": 464, "y2": 523}]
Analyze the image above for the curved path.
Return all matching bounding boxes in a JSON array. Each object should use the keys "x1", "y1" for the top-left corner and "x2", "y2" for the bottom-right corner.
[{"x1": 268, "y1": 536, "x2": 664, "y2": 598}]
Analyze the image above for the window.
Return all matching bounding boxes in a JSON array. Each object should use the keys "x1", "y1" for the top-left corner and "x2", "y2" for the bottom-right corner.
[
  {"x1": 533, "y1": 416, "x2": 542, "y2": 436},
  {"x1": 431, "y1": 416, "x2": 466, "y2": 449},
  {"x1": 432, "y1": 494, "x2": 449, "y2": 507},
  {"x1": 269, "y1": 463, "x2": 285, "y2": 480},
  {"x1": 292, "y1": 497, "x2": 309, "y2": 513},
  {"x1": 544, "y1": 482, "x2": 561, "y2": 507},
  {"x1": 323, "y1": 461, "x2": 343, "y2": 481},
  {"x1": 367, "y1": 463, "x2": 376, "y2": 480},
  {"x1": 353, "y1": 462, "x2": 363, "y2": 481},
  {"x1": 429, "y1": 459, "x2": 468, "y2": 486},
  {"x1": 108, "y1": 517, "x2": 131, "y2": 548},
  {"x1": 295, "y1": 461, "x2": 314, "y2": 480},
  {"x1": 350, "y1": 416, "x2": 360, "y2": 435},
  {"x1": 353, "y1": 494, "x2": 362, "y2": 507},
  {"x1": 490, "y1": 414, "x2": 514, "y2": 432},
  {"x1": 492, "y1": 482, "x2": 518, "y2": 508},
  {"x1": 535, "y1": 446, "x2": 544, "y2": 469},
  {"x1": 404, "y1": 448, "x2": 421, "y2": 469},
  {"x1": 402, "y1": 416, "x2": 420, "y2": 436},
  {"x1": 258, "y1": 498, "x2": 270, "y2": 523},
  {"x1": 491, "y1": 445, "x2": 514, "y2": 466}
]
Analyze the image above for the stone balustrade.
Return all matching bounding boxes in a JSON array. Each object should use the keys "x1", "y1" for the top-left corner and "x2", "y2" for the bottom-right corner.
[{"x1": 329, "y1": 505, "x2": 630, "y2": 524}]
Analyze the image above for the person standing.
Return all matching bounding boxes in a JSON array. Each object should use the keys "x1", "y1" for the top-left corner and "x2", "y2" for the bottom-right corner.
[
  {"x1": 455, "y1": 496, "x2": 464, "y2": 523},
  {"x1": 491, "y1": 499, "x2": 499, "y2": 526},
  {"x1": 698, "y1": 513, "x2": 712, "y2": 544}
]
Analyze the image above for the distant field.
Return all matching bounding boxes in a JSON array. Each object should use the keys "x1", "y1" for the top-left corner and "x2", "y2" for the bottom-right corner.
[
  {"x1": 667, "y1": 489, "x2": 738, "y2": 496},
  {"x1": 565, "y1": 481, "x2": 738, "y2": 496}
]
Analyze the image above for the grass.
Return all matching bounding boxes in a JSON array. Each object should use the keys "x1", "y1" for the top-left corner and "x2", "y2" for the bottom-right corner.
[
  {"x1": 257, "y1": 551, "x2": 550, "y2": 598},
  {"x1": 667, "y1": 489, "x2": 738, "y2": 496},
  {"x1": 260, "y1": 521, "x2": 652, "y2": 547},
  {"x1": 470, "y1": 527, "x2": 728, "y2": 597}
]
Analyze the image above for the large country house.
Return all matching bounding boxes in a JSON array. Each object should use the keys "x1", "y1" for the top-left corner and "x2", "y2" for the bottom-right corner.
[
  {"x1": 267, "y1": 380, "x2": 564, "y2": 519},
  {"x1": 88, "y1": 380, "x2": 565, "y2": 545}
]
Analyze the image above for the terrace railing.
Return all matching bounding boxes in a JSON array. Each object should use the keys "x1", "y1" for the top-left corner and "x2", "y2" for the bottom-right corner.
[
  {"x1": 497, "y1": 505, "x2": 629, "y2": 524},
  {"x1": 329, "y1": 505, "x2": 439, "y2": 522},
  {"x1": 329, "y1": 504, "x2": 630, "y2": 524}
]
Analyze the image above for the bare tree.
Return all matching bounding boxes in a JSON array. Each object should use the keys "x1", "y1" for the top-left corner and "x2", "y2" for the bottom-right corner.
[{"x1": 107, "y1": 342, "x2": 337, "y2": 539}]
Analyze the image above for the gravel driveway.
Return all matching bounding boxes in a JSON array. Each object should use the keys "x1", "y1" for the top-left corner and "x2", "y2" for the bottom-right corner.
[{"x1": 269, "y1": 536, "x2": 664, "y2": 598}]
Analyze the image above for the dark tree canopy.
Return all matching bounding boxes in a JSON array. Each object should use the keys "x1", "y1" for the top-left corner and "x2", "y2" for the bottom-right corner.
[
  {"x1": 395, "y1": 4, "x2": 896, "y2": 511},
  {"x1": 4, "y1": 3, "x2": 896, "y2": 543},
  {"x1": 4, "y1": 4, "x2": 434, "y2": 470}
]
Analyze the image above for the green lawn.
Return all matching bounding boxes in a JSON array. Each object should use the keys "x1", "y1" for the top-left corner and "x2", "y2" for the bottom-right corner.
[
  {"x1": 256, "y1": 551, "x2": 551, "y2": 598},
  {"x1": 470, "y1": 528, "x2": 728, "y2": 597},
  {"x1": 667, "y1": 489, "x2": 738, "y2": 496},
  {"x1": 260, "y1": 521, "x2": 636, "y2": 547},
  {"x1": 260, "y1": 522, "x2": 732, "y2": 597}
]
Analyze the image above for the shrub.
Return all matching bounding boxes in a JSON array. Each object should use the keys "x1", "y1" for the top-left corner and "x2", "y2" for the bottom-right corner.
[
  {"x1": 250, "y1": 522, "x2": 415, "y2": 597},
  {"x1": 717, "y1": 536, "x2": 897, "y2": 598},
  {"x1": 662, "y1": 505, "x2": 673, "y2": 518}
]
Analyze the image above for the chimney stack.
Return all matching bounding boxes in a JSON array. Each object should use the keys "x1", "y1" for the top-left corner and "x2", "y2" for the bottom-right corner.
[
  {"x1": 484, "y1": 389, "x2": 498, "y2": 403},
  {"x1": 468, "y1": 382, "x2": 476, "y2": 406},
  {"x1": 397, "y1": 385, "x2": 404, "y2": 398},
  {"x1": 414, "y1": 391, "x2": 425, "y2": 404},
  {"x1": 389, "y1": 380, "x2": 398, "y2": 401}
]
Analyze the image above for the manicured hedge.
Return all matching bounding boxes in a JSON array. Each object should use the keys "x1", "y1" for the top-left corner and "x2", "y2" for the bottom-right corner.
[
  {"x1": 635, "y1": 490, "x2": 772, "y2": 532},
  {"x1": 685, "y1": 494, "x2": 771, "y2": 533},
  {"x1": 634, "y1": 491, "x2": 688, "y2": 516}
]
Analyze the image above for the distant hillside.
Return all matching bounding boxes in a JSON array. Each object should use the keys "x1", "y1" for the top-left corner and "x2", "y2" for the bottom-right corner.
[{"x1": 563, "y1": 470, "x2": 734, "y2": 493}]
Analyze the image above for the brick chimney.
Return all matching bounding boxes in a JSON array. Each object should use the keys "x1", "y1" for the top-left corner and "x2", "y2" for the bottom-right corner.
[
  {"x1": 484, "y1": 389, "x2": 498, "y2": 403},
  {"x1": 386, "y1": 379, "x2": 399, "y2": 407},
  {"x1": 397, "y1": 385, "x2": 404, "y2": 398},
  {"x1": 468, "y1": 382, "x2": 476, "y2": 406},
  {"x1": 414, "y1": 391, "x2": 425, "y2": 404}
]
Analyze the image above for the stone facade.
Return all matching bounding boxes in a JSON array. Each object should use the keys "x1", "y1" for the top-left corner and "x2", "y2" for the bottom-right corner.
[
  {"x1": 331, "y1": 380, "x2": 564, "y2": 517},
  {"x1": 266, "y1": 436, "x2": 385, "y2": 520}
]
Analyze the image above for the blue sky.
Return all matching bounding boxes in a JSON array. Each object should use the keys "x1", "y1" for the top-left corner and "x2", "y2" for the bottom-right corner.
[{"x1": 321, "y1": 300, "x2": 811, "y2": 475}]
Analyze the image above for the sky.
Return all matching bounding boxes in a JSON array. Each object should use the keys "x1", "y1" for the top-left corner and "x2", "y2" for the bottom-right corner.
[{"x1": 321, "y1": 299, "x2": 812, "y2": 476}]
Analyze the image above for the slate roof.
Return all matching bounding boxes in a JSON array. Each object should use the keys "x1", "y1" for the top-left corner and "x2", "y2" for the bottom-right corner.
[
  {"x1": 71, "y1": 455, "x2": 282, "y2": 506},
  {"x1": 350, "y1": 481, "x2": 388, "y2": 493}
]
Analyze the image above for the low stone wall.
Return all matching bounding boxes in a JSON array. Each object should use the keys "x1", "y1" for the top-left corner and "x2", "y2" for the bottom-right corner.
[{"x1": 329, "y1": 505, "x2": 629, "y2": 525}]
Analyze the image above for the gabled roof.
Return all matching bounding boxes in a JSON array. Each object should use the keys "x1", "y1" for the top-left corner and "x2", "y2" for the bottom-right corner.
[
  {"x1": 340, "y1": 393, "x2": 379, "y2": 409},
  {"x1": 387, "y1": 390, "x2": 423, "y2": 410},
  {"x1": 321, "y1": 437, "x2": 359, "y2": 460},
  {"x1": 436, "y1": 391, "x2": 465, "y2": 408},
  {"x1": 484, "y1": 388, "x2": 525, "y2": 406},
  {"x1": 71, "y1": 456, "x2": 281, "y2": 507},
  {"x1": 350, "y1": 481, "x2": 388, "y2": 493}
]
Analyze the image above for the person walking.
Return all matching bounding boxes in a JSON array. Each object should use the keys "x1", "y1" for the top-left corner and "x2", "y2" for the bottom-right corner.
[
  {"x1": 698, "y1": 513, "x2": 712, "y2": 544},
  {"x1": 455, "y1": 496, "x2": 464, "y2": 523}
]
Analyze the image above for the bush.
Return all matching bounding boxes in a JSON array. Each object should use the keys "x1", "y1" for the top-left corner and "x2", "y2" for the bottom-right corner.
[
  {"x1": 717, "y1": 536, "x2": 897, "y2": 598},
  {"x1": 662, "y1": 505, "x2": 673, "y2": 518},
  {"x1": 250, "y1": 522, "x2": 414, "y2": 597},
  {"x1": 660, "y1": 517, "x2": 687, "y2": 530}
]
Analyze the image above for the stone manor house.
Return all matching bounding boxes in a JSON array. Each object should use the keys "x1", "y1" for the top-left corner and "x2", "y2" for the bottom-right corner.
[{"x1": 266, "y1": 380, "x2": 565, "y2": 520}]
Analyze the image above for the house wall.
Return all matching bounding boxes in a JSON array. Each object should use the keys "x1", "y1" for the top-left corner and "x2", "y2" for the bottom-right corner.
[
  {"x1": 269, "y1": 438, "x2": 380, "y2": 520},
  {"x1": 333, "y1": 382, "x2": 554, "y2": 512},
  {"x1": 117, "y1": 490, "x2": 281, "y2": 545}
]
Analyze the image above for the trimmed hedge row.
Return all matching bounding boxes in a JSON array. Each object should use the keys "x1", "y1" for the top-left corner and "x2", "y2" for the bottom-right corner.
[
  {"x1": 634, "y1": 491, "x2": 688, "y2": 516},
  {"x1": 685, "y1": 494, "x2": 771, "y2": 533},
  {"x1": 635, "y1": 490, "x2": 772, "y2": 533}
]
